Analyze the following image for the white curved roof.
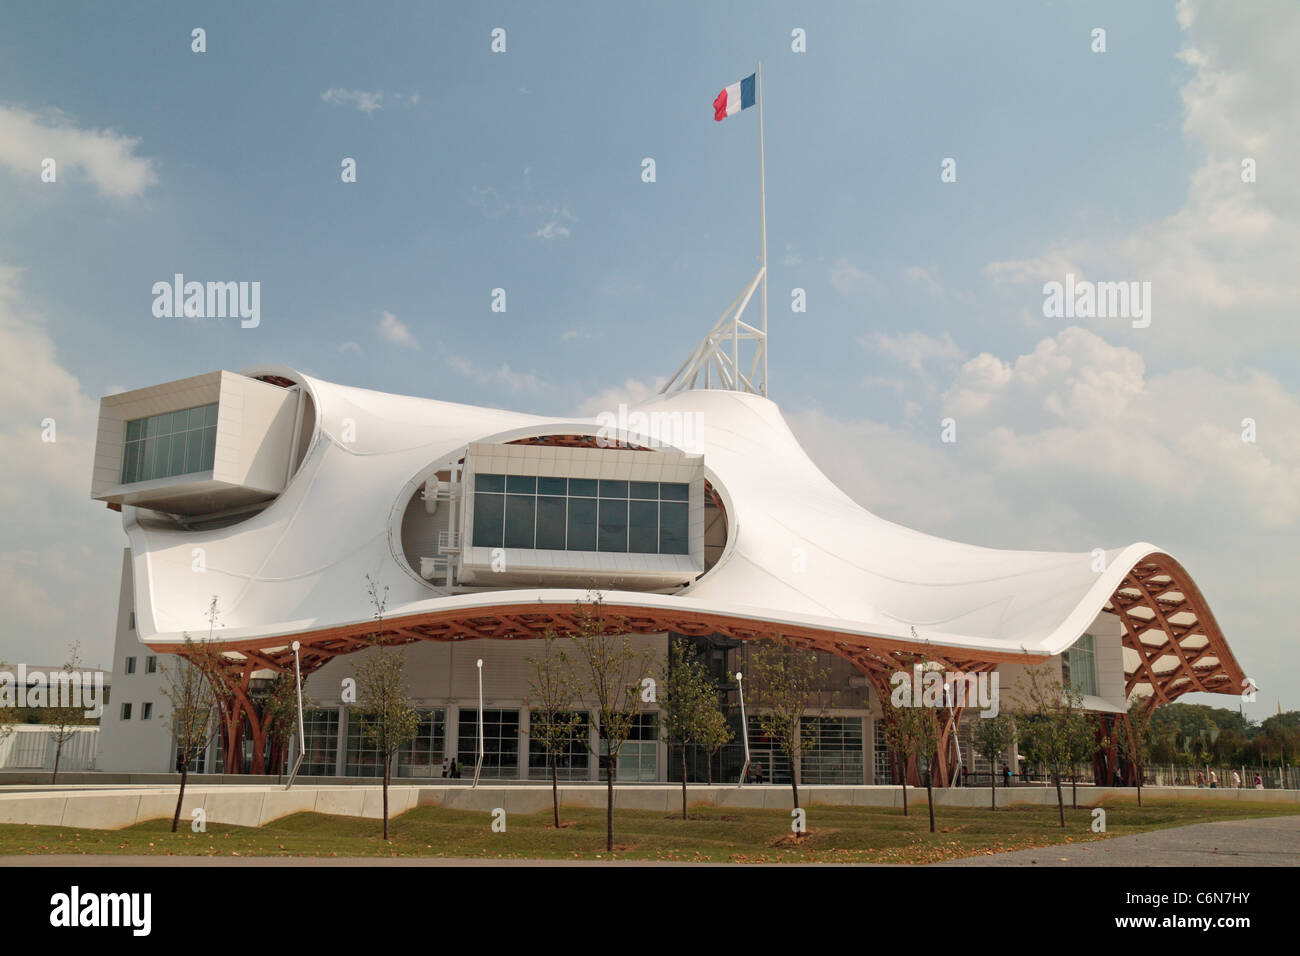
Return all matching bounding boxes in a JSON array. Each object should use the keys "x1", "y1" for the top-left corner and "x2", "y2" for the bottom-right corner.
[{"x1": 122, "y1": 366, "x2": 1188, "y2": 662}]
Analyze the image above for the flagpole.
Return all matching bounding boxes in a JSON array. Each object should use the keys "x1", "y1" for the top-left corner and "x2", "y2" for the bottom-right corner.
[{"x1": 757, "y1": 60, "x2": 768, "y2": 397}]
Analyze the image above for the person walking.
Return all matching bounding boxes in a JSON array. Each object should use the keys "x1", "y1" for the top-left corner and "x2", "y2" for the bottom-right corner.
[
  {"x1": 1254, "y1": 773, "x2": 1264, "y2": 789},
  {"x1": 1209, "y1": 769, "x2": 1218, "y2": 788},
  {"x1": 1195, "y1": 771, "x2": 1205, "y2": 787},
  {"x1": 1231, "y1": 769, "x2": 1241, "y2": 789}
]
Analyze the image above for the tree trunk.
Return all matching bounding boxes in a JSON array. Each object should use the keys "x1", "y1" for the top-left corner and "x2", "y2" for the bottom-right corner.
[
  {"x1": 991, "y1": 775, "x2": 996, "y2": 811},
  {"x1": 926, "y1": 770, "x2": 935, "y2": 833},
  {"x1": 902, "y1": 775, "x2": 909, "y2": 816},
  {"x1": 52, "y1": 741, "x2": 63, "y2": 784},
  {"x1": 1071, "y1": 771, "x2": 1077, "y2": 810},
  {"x1": 383, "y1": 758, "x2": 391, "y2": 841},
  {"x1": 1055, "y1": 772, "x2": 1065, "y2": 828},
  {"x1": 171, "y1": 766, "x2": 188, "y2": 833},
  {"x1": 551, "y1": 756, "x2": 560, "y2": 829},
  {"x1": 706, "y1": 752, "x2": 713, "y2": 786},
  {"x1": 1137, "y1": 771, "x2": 1143, "y2": 808},
  {"x1": 680, "y1": 745, "x2": 688, "y2": 820},
  {"x1": 605, "y1": 755, "x2": 615, "y2": 852}
]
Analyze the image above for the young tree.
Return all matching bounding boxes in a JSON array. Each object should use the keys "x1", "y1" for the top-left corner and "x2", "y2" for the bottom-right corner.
[
  {"x1": 659, "y1": 639, "x2": 731, "y2": 818},
  {"x1": 1116, "y1": 694, "x2": 1157, "y2": 807},
  {"x1": 261, "y1": 672, "x2": 309, "y2": 783},
  {"x1": 878, "y1": 655, "x2": 941, "y2": 829},
  {"x1": 1065, "y1": 712, "x2": 1099, "y2": 810},
  {"x1": 746, "y1": 638, "x2": 829, "y2": 819},
  {"x1": 160, "y1": 635, "x2": 223, "y2": 833},
  {"x1": 527, "y1": 631, "x2": 584, "y2": 828},
  {"x1": 697, "y1": 701, "x2": 733, "y2": 785},
  {"x1": 351, "y1": 575, "x2": 420, "y2": 840},
  {"x1": 567, "y1": 594, "x2": 651, "y2": 853},
  {"x1": 47, "y1": 643, "x2": 90, "y2": 783},
  {"x1": 972, "y1": 712, "x2": 1017, "y2": 810},
  {"x1": 1013, "y1": 666, "x2": 1087, "y2": 827}
]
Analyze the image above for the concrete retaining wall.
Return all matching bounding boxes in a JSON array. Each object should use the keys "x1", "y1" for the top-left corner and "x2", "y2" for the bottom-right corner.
[{"x1": 0, "y1": 783, "x2": 1296, "y2": 831}]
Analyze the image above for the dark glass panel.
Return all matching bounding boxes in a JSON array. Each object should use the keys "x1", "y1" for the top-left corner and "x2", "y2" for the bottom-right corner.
[
  {"x1": 659, "y1": 501, "x2": 688, "y2": 554},
  {"x1": 472, "y1": 492, "x2": 504, "y2": 547},
  {"x1": 566, "y1": 497, "x2": 597, "y2": 551},
  {"x1": 598, "y1": 498, "x2": 628, "y2": 552},
  {"x1": 628, "y1": 500, "x2": 658, "y2": 553},
  {"x1": 536, "y1": 496, "x2": 567, "y2": 550}
]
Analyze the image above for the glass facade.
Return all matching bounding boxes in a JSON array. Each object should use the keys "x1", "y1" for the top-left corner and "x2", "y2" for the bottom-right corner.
[
  {"x1": 598, "y1": 713, "x2": 659, "y2": 781},
  {"x1": 458, "y1": 708, "x2": 520, "y2": 779},
  {"x1": 301, "y1": 708, "x2": 339, "y2": 776},
  {"x1": 801, "y1": 716, "x2": 864, "y2": 784},
  {"x1": 346, "y1": 707, "x2": 447, "y2": 777},
  {"x1": 527, "y1": 711, "x2": 590, "y2": 781},
  {"x1": 397, "y1": 709, "x2": 447, "y2": 778},
  {"x1": 746, "y1": 715, "x2": 792, "y2": 784},
  {"x1": 1062, "y1": 632, "x2": 1099, "y2": 697},
  {"x1": 471, "y1": 474, "x2": 689, "y2": 555},
  {"x1": 121, "y1": 403, "x2": 218, "y2": 484}
]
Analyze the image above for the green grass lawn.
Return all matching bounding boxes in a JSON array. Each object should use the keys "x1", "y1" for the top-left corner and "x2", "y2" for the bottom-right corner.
[{"x1": 1, "y1": 796, "x2": 1296, "y2": 863}]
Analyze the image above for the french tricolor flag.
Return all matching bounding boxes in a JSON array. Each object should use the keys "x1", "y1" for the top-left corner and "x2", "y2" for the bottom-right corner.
[{"x1": 713, "y1": 73, "x2": 756, "y2": 121}]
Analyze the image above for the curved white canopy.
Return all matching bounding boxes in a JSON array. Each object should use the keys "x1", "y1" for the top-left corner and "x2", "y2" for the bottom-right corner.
[{"x1": 119, "y1": 366, "x2": 1213, "y2": 667}]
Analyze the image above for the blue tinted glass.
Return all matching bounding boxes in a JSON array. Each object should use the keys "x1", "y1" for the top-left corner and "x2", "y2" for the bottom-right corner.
[
  {"x1": 659, "y1": 502, "x2": 688, "y2": 554},
  {"x1": 504, "y1": 494, "x2": 536, "y2": 548},
  {"x1": 200, "y1": 426, "x2": 216, "y2": 470},
  {"x1": 472, "y1": 492, "x2": 504, "y2": 547},
  {"x1": 598, "y1": 498, "x2": 628, "y2": 552},
  {"x1": 125, "y1": 420, "x2": 141, "y2": 442},
  {"x1": 153, "y1": 435, "x2": 171, "y2": 478},
  {"x1": 660, "y1": 482, "x2": 689, "y2": 501},
  {"x1": 169, "y1": 433, "x2": 186, "y2": 475},
  {"x1": 566, "y1": 497, "x2": 597, "y2": 551},
  {"x1": 204, "y1": 404, "x2": 219, "y2": 426},
  {"x1": 535, "y1": 496, "x2": 566, "y2": 550},
  {"x1": 189, "y1": 406, "x2": 207, "y2": 429},
  {"x1": 537, "y1": 477, "x2": 567, "y2": 496},
  {"x1": 184, "y1": 430, "x2": 202, "y2": 473},
  {"x1": 506, "y1": 475, "x2": 537, "y2": 493},
  {"x1": 476, "y1": 473, "x2": 505, "y2": 493},
  {"x1": 599, "y1": 480, "x2": 628, "y2": 499},
  {"x1": 628, "y1": 500, "x2": 658, "y2": 553},
  {"x1": 568, "y1": 478, "x2": 597, "y2": 497},
  {"x1": 629, "y1": 481, "x2": 658, "y2": 500}
]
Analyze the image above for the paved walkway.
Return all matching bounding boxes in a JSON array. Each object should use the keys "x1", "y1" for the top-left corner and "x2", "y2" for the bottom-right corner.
[{"x1": 936, "y1": 814, "x2": 1300, "y2": 867}]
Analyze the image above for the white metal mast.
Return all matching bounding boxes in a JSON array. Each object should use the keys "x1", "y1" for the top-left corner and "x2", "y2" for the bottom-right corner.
[{"x1": 660, "y1": 61, "x2": 770, "y2": 399}]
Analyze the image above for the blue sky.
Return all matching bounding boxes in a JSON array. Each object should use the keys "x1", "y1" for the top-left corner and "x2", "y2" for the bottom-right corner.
[{"x1": 2, "y1": 1, "x2": 1297, "y2": 714}]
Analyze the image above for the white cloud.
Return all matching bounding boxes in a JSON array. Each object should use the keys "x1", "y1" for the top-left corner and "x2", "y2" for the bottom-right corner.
[
  {"x1": 574, "y1": 378, "x2": 666, "y2": 417},
  {"x1": 535, "y1": 221, "x2": 571, "y2": 240},
  {"x1": 445, "y1": 355, "x2": 548, "y2": 392},
  {"x1": 865, "y1": 330, "x2": 965, "y2": 376},
  {"x1": 985, "y1": 1, "x2": 1300, "y2": 361},
  {"x1": 830, "y1": 258, "x2": 883, "y2": 296},
  {"x1": 378, "y1": 311, "x2": 419, "y2": 349},
  {"x1": 337, "y1": 340, "x2": 362, "y2": 356},
  {"x1": 0, "y1": 264, "x2": 121, "y2": 667},
  {"x1": 320, "y1": 88, "x2": 383, "y2": 115},
  {"x1": 903, "y1": 266, "x2": 944, "y2": 298},
  {"x1": 788, "y1": 325, "x2": 1300, "y2": 705},
  {"x1": 0, "y1": 105, "x2": 156, "y2": 199}
]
